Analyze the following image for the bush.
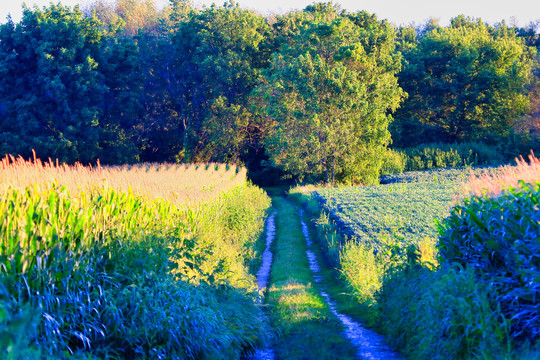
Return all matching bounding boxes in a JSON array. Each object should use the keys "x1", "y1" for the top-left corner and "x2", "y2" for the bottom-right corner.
[
  {"x1": 438, "y1": 181, "x2": 540, "y2": 341},
  {"x1": 388, "y1": 142, "x2": 505, "y2": 172},
  {"x1": 378, "y1": 264, "x2": 510, "y2": 360},
  {"x1": 380, "y1": 148, "x2": 407, "y2": 175}
]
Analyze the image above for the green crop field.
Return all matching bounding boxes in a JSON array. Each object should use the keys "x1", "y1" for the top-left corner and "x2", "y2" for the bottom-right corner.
[
  {"x1": 304, "y1": 160, "x2": 540, "y2": 360},
  {"x1": 315, "y1": 168, "x2": 474, "y2": 252},
  {"x1": 0, "y1": 156, "x2": 270, "y2": 359}
]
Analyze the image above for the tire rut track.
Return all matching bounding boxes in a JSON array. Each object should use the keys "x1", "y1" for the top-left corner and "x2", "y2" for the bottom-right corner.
[
  {"x1": 299, "y1": 209, "x2": 402, "y2": 360},
  {"x1": 244, "y1": 213, "x2": 276, "y2": 360},
  {"x1": 248, "y1": 201, "x2": 402, "y2": 359}
]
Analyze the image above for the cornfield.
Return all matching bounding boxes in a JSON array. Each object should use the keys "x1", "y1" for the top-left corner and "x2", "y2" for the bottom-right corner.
[
  {"x1": 0, "y1": 152, "x2": 246, "y2": 205},
  {"x1": 0, "y1": 153, "x2": 269, "y2": 358}
]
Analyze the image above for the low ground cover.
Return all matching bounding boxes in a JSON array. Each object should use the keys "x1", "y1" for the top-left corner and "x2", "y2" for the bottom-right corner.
[
  {"x1": 0, "y1": 155, "x2": 270, "y2": 359},
  {"x1": 315, "y1": 167, "x2": 467, "y2": 252}
]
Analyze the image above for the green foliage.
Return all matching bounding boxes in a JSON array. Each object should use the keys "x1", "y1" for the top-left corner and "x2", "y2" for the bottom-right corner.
[
  {"x1": 0, "y1": 288, "x2": 42, "y2": 360},
  {"x1": 438, "y1": 181, "x2": 540, "y2": 340},
  {"x1": 0, "y1": 3, "x2": 152, "y2": 164},
  {"x1": 98, "y1": 276, "x2": 264, "y2": 359},
  {"x1": 310, "y1": 167, "x2": 537, "y2": 359},
  {"x1": 378, "y1": 264, "x2": 511, "y2": 360},
  {"x1": 256, "y1": 4, "x2": 403, "y2": 184},
  {"x1": 171, "y1": 1, "x2": 271, "y2": 163},
  {"x1": 96, "y1": 35, "x2": 143, "y2": 163},
  {"x1": 380, "y1": 148, "x2": 407, "y2": 175},
  {"x1": 313, "y1": 211, "x2": 342, "y2": 268},
  {"x1": 394, "y1": 17, "x2": 536, "y2": 145},
  {"x1": 390, "y1": 142, "x2": 505, "y2": 172},
  {"x1": 1, "y1": 3, "x2": 537, "y2": 182},
  {"x1": 0, "y1": 182, "x2": 270, "y2": 358},
  {"x1": 0, "y1": 4, "x2": 106, "y2": 163},
  {"x1": 315, "y1": 169, "x2": 462, "y2": 252},
  {"x1": 339, "y1": 240, "x2": 382, "y2": 324},
  {"x1": 380, "y1": 166, "x2": 480, "y2": 184}
]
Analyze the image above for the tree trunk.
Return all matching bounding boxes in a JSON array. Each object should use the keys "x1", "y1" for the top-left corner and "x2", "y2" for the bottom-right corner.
[{"x1": 331, "y1": 154, "x2": 335, "y2": 185}]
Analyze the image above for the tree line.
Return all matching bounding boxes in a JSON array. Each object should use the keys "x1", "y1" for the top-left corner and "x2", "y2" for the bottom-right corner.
[{"x1": 0, "y1": 0, "x2": 538, "y2": 184}]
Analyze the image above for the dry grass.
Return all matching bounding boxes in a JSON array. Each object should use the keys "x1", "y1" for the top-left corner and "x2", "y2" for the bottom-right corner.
[
  {"x1": 464, "y1": 152, "x2": 540, "y2": 197},
  {"x1": 0, "y1": 152, "x2": 246, "y2": 205}
]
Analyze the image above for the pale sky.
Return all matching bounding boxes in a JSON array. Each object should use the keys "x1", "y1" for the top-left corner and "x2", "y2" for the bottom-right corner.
[{"x1": 1, "y1": 0, "x2": 539, "y2": 27}]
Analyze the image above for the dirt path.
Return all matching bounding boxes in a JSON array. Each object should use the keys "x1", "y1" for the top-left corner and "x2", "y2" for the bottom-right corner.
[
  {"x1": 248, "y1": 196, "x2": 402, "y2": 360},
  {"x1": 247, "y1": 213, "x2": 276, "y2": 360}
]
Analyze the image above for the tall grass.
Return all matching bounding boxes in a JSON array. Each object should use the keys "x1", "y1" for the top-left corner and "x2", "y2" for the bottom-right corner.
[
  {"x1": 464, "y1": 152, "x2": 540, "y2": 196},
  {"x1": 0, "y1": 155, "x2": 270, "y2": 359}
]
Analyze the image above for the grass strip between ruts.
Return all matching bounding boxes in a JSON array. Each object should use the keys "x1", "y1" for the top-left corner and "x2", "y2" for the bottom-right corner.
[
  {"x1": 288, "y1": 189, "x2": 386, "y2": 328},
  {"x1": 266, "y1": 197, "x2": 357, "y2": 360}
]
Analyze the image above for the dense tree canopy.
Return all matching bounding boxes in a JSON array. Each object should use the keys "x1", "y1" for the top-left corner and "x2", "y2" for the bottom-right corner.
[
  {"x1": 256, "y1": 4, "x2": 403, "y2": 184},
  {"x1": 0, "y1": 4, "x2": 108, "y2": 163},
  {"x1": 393, "y1": 17, "x2": 536, "y2": 146},
  {"x1": 0, "y1": 1, "x2": 538, "y2": 183},
  {"x1": 171, "y1": 1, "x2": 271, "y2": 163}
]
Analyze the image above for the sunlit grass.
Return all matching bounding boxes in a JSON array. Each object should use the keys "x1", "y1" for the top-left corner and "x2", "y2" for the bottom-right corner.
[{"x1": 266, "y1": 197, "x2": 358, "y2": 360}]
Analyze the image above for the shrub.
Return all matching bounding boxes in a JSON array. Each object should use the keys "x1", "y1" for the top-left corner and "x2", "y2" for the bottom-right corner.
[
  {"x1": 378, "y1": 264, "x2": 510, "y2": 360},
  {"x1": 380, "y1": 148, "x2": 407, "y2": 175},
  {"x1": 389, "y1": 142, "x2": 505, "y2": 172}
]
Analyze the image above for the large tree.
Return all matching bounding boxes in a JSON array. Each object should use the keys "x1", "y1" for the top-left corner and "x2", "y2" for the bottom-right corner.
[
  {"x1": 0, "y1": 4, "x2": 107, "y2": 163},
  {"x1": 255, "y1": 4, "x2": 403, "y2": 184},
  {"x1": 393, "y1": 16, "x2": 536, "y2": 145},
  {"x1": 171, "y1": 0, "x2": 272, "y2": 163}
]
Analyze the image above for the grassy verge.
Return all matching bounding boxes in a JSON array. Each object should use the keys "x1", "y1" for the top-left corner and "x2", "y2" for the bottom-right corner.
[
  {"x1": 288, "y1": 189, "x2": 383, "y2": 326},
  {"x1": 266, "y1": 197, "x2": 357, "y2": 360}
]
